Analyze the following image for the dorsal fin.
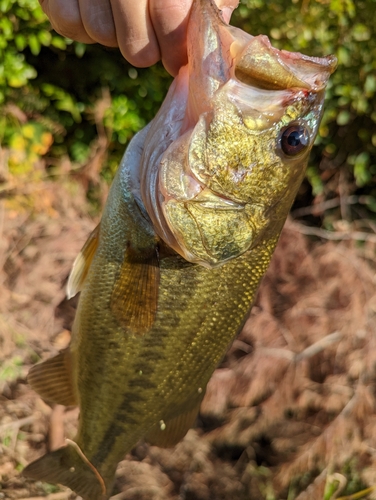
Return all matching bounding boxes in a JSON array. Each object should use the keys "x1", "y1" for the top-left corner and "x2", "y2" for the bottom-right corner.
[
  {"x1": 110, "y1": 246, "x2": 160, "y2": 336},
  {"x1": 27, "y1": 348, "x2": 77, "y2": 406},
  {"x1": 67, "y1": 223, "x2": 100, "y2": 299}
]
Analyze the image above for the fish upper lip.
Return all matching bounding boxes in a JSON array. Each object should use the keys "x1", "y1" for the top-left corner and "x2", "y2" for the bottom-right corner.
[{"x1": 231, "y1": 33, "x2": 337, "y2": 92}]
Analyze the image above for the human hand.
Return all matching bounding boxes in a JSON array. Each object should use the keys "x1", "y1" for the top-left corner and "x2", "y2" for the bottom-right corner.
[
  {"x1": 39, "y1": 0, "x2": 191, "y2": 76},
  {"x1": 39, "y1": 0, "x2": 237, "y2": 76}
]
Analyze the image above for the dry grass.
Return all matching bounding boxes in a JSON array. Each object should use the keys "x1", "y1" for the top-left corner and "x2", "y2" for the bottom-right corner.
[{"x1": 1, "y1": 176, "x2": 376, "y2": 499}]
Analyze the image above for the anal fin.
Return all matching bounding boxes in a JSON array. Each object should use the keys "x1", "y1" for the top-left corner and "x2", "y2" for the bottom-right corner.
[
  {"x1": 28, "y1": 348, "x2": 77, "y2": 406},
  {"x1": 145, "y1": 396, "x2": 204, "y2": 448},
  {"x1": 23, "y1": 442, "x2": 107, "y2": 500},
  {"x1": 67, "y1": 223, "x2": 100, "y2": 299}
]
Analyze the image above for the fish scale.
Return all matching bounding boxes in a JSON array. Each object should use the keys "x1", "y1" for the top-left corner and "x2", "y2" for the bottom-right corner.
[
  {"x1": 74, "y1": 192, "x2": 278, "y2": 479},
  {"x1": 23, "y1": 0, "x2": 336, "y2": 498}
]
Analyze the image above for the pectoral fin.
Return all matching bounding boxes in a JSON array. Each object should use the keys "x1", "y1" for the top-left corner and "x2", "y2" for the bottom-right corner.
[
  {"x1": 27, "y1": 348, "x2": 77, "y2": 406},
  {"x1": 66, "y1": 223, "x2": 100, "y2": 299},
  {"x1": 145, "y1": 396, "x2": 204, "y2": 448},
  {"x1": 110, "y1": 247, "x2": 160, "y2": 336}
]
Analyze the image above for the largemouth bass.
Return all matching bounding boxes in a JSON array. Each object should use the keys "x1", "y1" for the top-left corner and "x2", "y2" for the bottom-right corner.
[{"x1": 23, "y1": 1, "x2": 336, "y2": 498}]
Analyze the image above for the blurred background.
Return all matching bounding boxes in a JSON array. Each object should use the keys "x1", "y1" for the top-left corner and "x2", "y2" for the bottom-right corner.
[
  {"x1": 1, "y1": 1, "x2": 376, "y2": 499},
  {"x1": 1, "y1": 0, "x2": 376, "y2": 222}
]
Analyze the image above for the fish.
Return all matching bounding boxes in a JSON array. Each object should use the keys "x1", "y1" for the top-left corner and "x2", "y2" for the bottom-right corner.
[{"x1": 23, "y1": 1, "x2": 336, "y2": 499}]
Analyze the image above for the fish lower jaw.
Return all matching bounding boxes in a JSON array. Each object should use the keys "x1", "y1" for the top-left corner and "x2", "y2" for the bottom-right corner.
[{"x1": 154, "y1": 198, "x2": 267, "y2": 268}]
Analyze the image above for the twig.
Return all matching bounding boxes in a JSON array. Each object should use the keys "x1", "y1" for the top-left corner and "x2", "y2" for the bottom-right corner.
[
  {"x1": 18, "y1": 493, "x2": 72, "y2": 500},
  {"x1": 0, "y1": 183, "x2": 16, "y2": 198},
  {"x1": 337, "y1": 485, "x2": 376, "y2": 500},
  {"x1": 232, "y1": 339, "x2": 253, "y2": 354},
  {"x1": 258, "y1": 347, "x2": 295, "y2": 361},
  {"x1": 258, "y1": 332, "x2": 343, "y2": 364},
  {"x1": 0, "y1": 203, "x2": 5, "y2": 270},
  {"x1": 295, "y1": 331, "x2": 343, "y2": 363},
  {"x1": 294, "y1": 224, "x2": 376, "y2": 244},
  {"x1": 111, "y1": 486, "x2": 163, "y2": 500},
  {"x1": 0, "y1": 415, "x2": 36, "y2": 433},
  {"x1": 339, "y1": 169, "x2": 349, "y2": 222},
  {"x1": 291, "y1": 195, "x2": 372, "y2": 218},
  {"x1": 0, "y1": 442, "x2": 28, "y2": 466}
]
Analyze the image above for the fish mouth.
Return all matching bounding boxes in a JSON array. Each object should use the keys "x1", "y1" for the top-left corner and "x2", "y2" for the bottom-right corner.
[{"x1": 230, "y1": 34, "x2": 337, "y2": 92}]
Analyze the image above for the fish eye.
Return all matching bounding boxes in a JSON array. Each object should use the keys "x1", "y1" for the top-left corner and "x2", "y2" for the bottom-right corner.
[{"x1": 280, "y1": 124, "x2": 310, "y2": 156}]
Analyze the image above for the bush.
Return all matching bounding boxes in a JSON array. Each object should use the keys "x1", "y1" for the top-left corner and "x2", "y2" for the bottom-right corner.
[
  {"x1": 0, "y1": 0, "x2": 171, "y2": 183},
  {"x1": 233, "y1": 0, "x2": 376, "y2": 225},
  {"x1": 1, "y1": 0, "x2": 375, "y2": 223}
]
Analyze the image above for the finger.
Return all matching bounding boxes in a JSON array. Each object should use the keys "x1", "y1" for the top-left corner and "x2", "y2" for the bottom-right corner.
[
  {"x1": 110, "y1": 0, "x2": 161, "y2": 68},
  {"x1": 215, "y1": 0, "x2": 238, "y2": 23},
  {"x1": 149, "y1": 0, "x2": 192, "y2": 76},
  {"x1": 39, "y1": 0, "x2": 95, "y2": 43},
  {"x1": 78, "y1": 0, "x2": 118, "y2": 47}
]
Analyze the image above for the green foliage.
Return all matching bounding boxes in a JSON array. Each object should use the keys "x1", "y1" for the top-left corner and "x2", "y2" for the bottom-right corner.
[
  {"x1": 7, "y1": 120, "x2": 53, "y2": 174},
  {"x1": 0, "y1": 0, "x2": 63, "y2": 94},
  {"x1": 0, "y1": 355, "x2": 23, "y2": 383},
  {"x1": 1, "y1": 0, "x2": 375, "y2": 221},
  {"x1": 323, "y1": 461, "x2": 371, "y2": 500},
  {"x1": 0, "y1": 0, "x2": 78, "y2": 176},
  {"x1": 104, "y1": 94, "x2": 144, "y2": 145},
  {"x1": 0, "y1": 0, "x2": 171, "y2": 183},
  {"x1": 232, "y1": 0, "x2": 376, "y2": 220}
]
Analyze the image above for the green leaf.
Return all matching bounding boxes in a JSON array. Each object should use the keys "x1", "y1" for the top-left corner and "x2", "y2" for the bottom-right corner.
[
  {"x1": 353, "y1": 152, "x2": 371, "y2": 187},
  {"x1": 5, "y1": 51, "x2": 37, "y2": 87},
  {"x1": 0, "y1": 17, "x2": 13, "y2": 38},
  {"x1": 0, "y1": 355, "x2": 23, "y2": 382},
  {"x1": 74, "y1": 42, "x2": 86, "y2": 58},
  {"x1": 352, "y1": 23, "x2": 371, "y2": 41},
  {"x1": 0, "y1": 0, "x2": 12, "y2": 14},
  {"x1": 51, "y1": 35, "x2": 66, "y2": 50},
  {"x1": 336, "y1": 110, "x2": 351, "y2": 126},
  {"x1": 40, "y1": 83, "x2": 83, "y2": 121},
  {"x1": 336, "y1": 46, "x2": 351, "y2": 66},
  {"x1": 70, "y1": 140, "x2": 91, "y2": 162},
  {"x1": 306, "y1": 166, "x2": 324, "y2": 196},
  {"x1": 28, "y1": 33, "x2": 41, "y2": 55},
  {"x1": 364, "y1": 74, "x2": 376, "y2": 95},
  {"x1": 38, "y1": 29, "x2": 52, "y2": 46},
  {"x1": 14, "y1": 33, "x2": 27, "y2": 51}
]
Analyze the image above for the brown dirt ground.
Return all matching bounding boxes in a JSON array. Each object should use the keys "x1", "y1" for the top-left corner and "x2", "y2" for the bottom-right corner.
[{"x1": 1, "y1": 177, "x2": 376, "y2": 500}]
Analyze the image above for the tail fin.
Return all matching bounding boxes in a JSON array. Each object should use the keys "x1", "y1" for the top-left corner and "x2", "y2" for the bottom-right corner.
[{"x1": 23, "y1": 441, "x2": 108, "y2": 500}]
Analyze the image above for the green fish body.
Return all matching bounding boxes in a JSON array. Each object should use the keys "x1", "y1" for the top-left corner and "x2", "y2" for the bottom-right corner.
[{"x1": 23, "y1": 1, "x2": 336, "y2": 498}]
